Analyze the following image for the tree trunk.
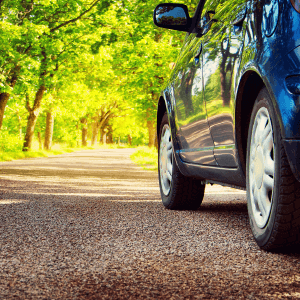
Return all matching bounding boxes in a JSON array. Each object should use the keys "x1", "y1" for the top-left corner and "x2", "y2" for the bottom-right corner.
[
  {"x1": 220, "y1": 69, "x2": 231, "y2": 106},
  {"x1": 0, "y1": 67, "x2": 20, "y2": 131},
  {"x1": 23, "y1": 86, "x2": 46, "y2": 151},
  {"x1": 0, "y1": 93, "x2": 10, "y2": 130},
  {"x1": 92, "y1": 109, "x2": 115, "y2": 146},
  {"x1": 128, "y1": 134, "x2": 132, "y2": 146},
  {"x1": 44, "y1": 110, "x2": 54, "y2": 150},
  {"x1": 16, "y1": 110, "x2": 22, "y2": 140},
  {"x1": 81, "y1": 117, "x2": 88, "y2": 147},
  {"x1": 100, "y1": 125, "x2": 108, "y2": 144},
  {"x1": 82, "y1": 128, "x2": 88, "y2": 146},
  {"x1": 147, "y1": 120, "x2": 156, "y2": 147},
  {"x1": 100, "y1": 128, "x2": 103, "y2": 144},
  {"x1": 38, "y1": 132, "x2": 43, "y2": 150},
  {"x1": 106, "y1": 124, "x2": 113, "y2": 144},
  {"x1": 99, "y1": 117, "x2": 111, "y2": 145},
  {"x1": 23, "y1": 110, "x2": 39, "y2": 151},
  {"x1": 102, "y1": 132, "x2": 107, "y2": 145},
  {"x1": 91, "y1": 120, "x2": 100, "y2": 146},
  {"x1": 179, "y1": 68, "x2": 196, "y2": 117},
  {"x1": 107, "y1": 134, "x2": 113, "y2": 144}
]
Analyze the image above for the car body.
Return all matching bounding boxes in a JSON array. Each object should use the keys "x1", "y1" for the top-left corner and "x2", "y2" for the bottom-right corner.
[{"x1": 154, "y1": 0, "x2": 300, "y2": 250}]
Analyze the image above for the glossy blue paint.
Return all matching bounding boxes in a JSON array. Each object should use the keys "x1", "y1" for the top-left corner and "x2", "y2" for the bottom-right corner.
[
  {"x1": 154, "y1": 0, "x2": 300, "y2": 187},
  {"x1": 262, "y1": 0, "x2": 279, "y2": 37},
  {"x1": 285, "y1": 75, "x2": 300, "y2": 94}
]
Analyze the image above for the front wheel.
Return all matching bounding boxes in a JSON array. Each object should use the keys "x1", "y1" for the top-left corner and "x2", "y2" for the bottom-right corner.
[
  {"x1": 246, "y1": 88, "x2": 300, "y2": 250},
  {"x1": 158, "y1": 113, "x2": 205, "y2": 210}
]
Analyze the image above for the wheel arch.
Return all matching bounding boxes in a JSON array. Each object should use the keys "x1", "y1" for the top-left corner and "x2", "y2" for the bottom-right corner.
[
  {"x1": 235, "y1": 71, "x2": 265, "y2": 176},
  {"x1": 157, "y1": 95, "x2": 167, "y2": 139}
]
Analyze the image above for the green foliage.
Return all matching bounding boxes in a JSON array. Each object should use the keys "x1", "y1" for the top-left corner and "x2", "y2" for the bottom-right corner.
[
  {"x1": 130, "y1": 146, "x2": 158, "y2": 170},
  {"x1": 0, "y1": 132, "x2": 23, "y2": 152},
  {"x1": 0, "y1": 0, "x2": 202, "y2": 154}
]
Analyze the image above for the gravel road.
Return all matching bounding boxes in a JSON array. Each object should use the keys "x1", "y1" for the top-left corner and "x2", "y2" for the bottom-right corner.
[{"x1": 0, "y1": 148, "x2": 300, "y2": 299}]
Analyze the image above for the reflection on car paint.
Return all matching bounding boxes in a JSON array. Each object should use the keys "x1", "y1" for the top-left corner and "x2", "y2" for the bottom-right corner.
[
  {"x1": 200, "y1": 0, "x2": 246, "y2": 167},
  {"x1": 173, "y1": 31, "x2": 216, "y2": 165},
  {"x1": 262, "y1": 0, "x2": 279, "y2": 37},
  {"x1": 156, "y1": 0, "x2": 300, "y2": 185}
]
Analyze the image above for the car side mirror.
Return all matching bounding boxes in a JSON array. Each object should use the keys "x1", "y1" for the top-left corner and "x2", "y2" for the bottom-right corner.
[{"x1": 153, "y1": 4, "x2": 191, "y2": 32}]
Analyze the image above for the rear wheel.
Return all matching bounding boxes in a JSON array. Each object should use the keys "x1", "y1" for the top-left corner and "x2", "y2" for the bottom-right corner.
[
  {"x1": 158, "y1": 113, "x2": 205, "y2": 210},
  {"x1": 246, "y1": 88, "x2": 300, "y2": 250}
]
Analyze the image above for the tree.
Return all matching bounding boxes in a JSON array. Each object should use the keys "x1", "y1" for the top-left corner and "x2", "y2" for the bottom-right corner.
[
  {"x1": 0, "y1": 0, "x2": 202, "y2": 150},
  {"x1": 0, "y1": 0, "x2": 108, "y2": 150}
]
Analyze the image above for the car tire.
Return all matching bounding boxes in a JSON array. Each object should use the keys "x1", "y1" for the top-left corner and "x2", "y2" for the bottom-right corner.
[
  {"x1": 158, "y1": 112, "x2": 205, "y2": 210},
  {"x1": 246, "y1": 87, "x2": 300, "y2": 250}
]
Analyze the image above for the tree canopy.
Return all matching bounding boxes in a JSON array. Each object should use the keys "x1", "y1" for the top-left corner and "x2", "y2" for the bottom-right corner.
[{"x1": 0, "y1": 0, "x2": 199, "y2": 150}]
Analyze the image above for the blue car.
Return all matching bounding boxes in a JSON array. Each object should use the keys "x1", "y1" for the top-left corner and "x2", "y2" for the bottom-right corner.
[{"x1": 154, "y1": 0, "x2": 300, "y2": 250}]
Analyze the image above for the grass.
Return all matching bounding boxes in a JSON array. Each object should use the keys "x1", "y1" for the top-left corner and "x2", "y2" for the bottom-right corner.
[
  {"x1": 0, "y1": 142, "x2": 134, "y2": 162},
  {"x1": 0, "y1": 147, "x2": 75, "y2": 162},
  {"x1": 130, "y1": 146, "x2": 158, "y2": 171}
]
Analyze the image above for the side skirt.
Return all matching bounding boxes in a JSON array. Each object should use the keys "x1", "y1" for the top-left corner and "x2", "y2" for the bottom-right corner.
[{"x1": 174, "y1": 149, "x2": 246, "y2": 189}]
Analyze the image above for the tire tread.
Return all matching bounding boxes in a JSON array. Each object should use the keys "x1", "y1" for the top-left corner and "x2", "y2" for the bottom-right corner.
[
  {"x1": 167, "y1": 162, "x2": 204, "y2": 210},
  {"x1": 247, "y1": 87, "x2": 300, "y2": 250},
  {"x1": 159, "y1": 113, "x2": 205, "y2": 211},
  {"x1": 263, "y1": 141, "x2": 300, "y2": 250}
]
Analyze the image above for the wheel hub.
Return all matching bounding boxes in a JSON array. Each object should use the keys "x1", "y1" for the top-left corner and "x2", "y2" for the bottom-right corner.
[
  {"x1": 249, "y1": 106, "x2": 275, "y2": 229},
  {"x1": 159, "y1": 124, "x2": 173, "y2": 196},
  {"x1": 254, "y1": 145, "x2": 264, "y2": 189}
]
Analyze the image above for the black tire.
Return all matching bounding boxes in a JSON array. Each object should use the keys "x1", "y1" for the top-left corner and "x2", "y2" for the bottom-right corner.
[
  {"x1": 158, "y1": 112, "x2": 205, "y2": 210},
  {"x1": 246, "y1": 87, "x2": 300, "y2": 250}
]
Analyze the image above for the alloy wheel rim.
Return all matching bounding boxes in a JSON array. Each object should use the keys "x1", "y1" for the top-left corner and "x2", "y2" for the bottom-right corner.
[
  {"x1": 159, "y1": 124, "x2": 173, "y2": 196},
  {"x1": 249, "y1": 107, "x2": 275, "y2": 228}
]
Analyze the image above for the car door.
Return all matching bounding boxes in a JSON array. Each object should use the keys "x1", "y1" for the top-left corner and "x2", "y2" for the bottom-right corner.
[
  {"x1": 201, "y1": 0, "x2": 248, "y2": 167},
  {"x1": 173, "y1": 1, "x2": 217, "y2": 166}
]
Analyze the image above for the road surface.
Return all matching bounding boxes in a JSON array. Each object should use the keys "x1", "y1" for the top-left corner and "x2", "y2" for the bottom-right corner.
[{"x1": 0, "y1": 149, "x2": 299, "y2": 299}]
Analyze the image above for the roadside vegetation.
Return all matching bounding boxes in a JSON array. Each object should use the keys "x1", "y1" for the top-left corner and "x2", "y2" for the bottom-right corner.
[
  {"x1": 0, "y1": 141, "x2": 133, "y2": 162},
  {"x1": 130, "y1": 146, "x2": 158, "y2": 170}
]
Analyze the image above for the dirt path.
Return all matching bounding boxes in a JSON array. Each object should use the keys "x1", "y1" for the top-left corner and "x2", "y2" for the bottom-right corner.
[{"x1": 0, "y1": 149, "x2": 299, "y2": 299}]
